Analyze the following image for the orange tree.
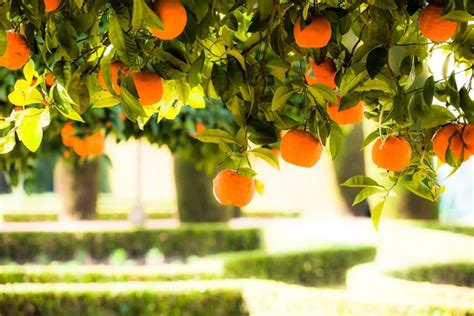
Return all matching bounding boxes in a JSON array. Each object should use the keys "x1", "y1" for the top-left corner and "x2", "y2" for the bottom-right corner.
[{"x1": 0, "y1": 0, "x2": 472, "y2": 228}]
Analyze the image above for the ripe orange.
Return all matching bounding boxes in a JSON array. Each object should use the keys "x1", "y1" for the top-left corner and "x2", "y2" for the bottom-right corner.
[
  {"x1": 419, "y1": 4, "x2": 458, "y2": 42},
  {"x1": 150, "y1": 0, "x2": 187, "y2": 40},
  {"x1": 327, "y1": 95, "x2": 364, "y2": 125},
  {"x1": 462, "y1": 124, "x2": 474, "y2": 154},
  {"x1": 293, "y1": 16, "x2": 332, "y2": 48},
  {"x1": 98, "y1": 61, "x2": 127, "y2": 94},
  {"x1": 433, "y1": 124, "x2": 469, "y2": 163},
  {"x1": 372, "y1": 136, "x2": 412, "y2": 171},
  {"x1": 304, "y1": 59, "x2": 337, "y2": 89},
  {"x1": 0, "y1": 31, "x2": 30, "y2": 70},
  {"x1": 61, "y1": 122, "x2": 77, "y2": 147},
  {"x1": 132, "y1": 72, "x2": 164, "y2": 106},
  {"x1": 86, "y1": 131, "x2": 105, "y2": 156},
  {"x1": 213, "y1": 169, "x2": 255, "y2": 207},
  {"x1": 72, "y1": 139, "x2": 89, "y2": 158},
  {"x1": 44, "y1": 0, "x2": 61, "y2": 12},
  {"x1": 280, "y1": 129, "x2": 322, "y2": 168},
  {"x1": 45, "y1": 72, "x2": 55, "y2": 86},
  {"x1": 195, "y1": 122, "x2": 206, "y2": 134}
]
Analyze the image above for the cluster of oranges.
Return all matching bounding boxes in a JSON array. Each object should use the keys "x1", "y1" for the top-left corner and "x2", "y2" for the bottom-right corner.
[
  {"x1": 61, "y1": 122, "x2": 105, "y2": 158},
  {"x1": 433, "y1": 124, "x2": 474, "y2": 163},
  {"x1": 98, "y1": 61, "x2": 164, "y2": 107}
]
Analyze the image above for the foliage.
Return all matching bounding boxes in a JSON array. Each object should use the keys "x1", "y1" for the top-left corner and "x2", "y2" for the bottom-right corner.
[
  {"x1": 0, "y1": 282, "x2": 247, "y2": 316},
  {"x1": 0, "y1": 0, "x2": 473, "y2": 225},
  {"x1": 0, "y1": 264, "x2": 219, "y2": 283},
  {"x1": 416, "y1": 221, "x2": 474, "y2": 236},
  {"x1": 0, "y1": 225, "x2": 262, "y2": 262},
  {"x1": 389, "y1": 262, "x2": 474, "y2": 288},
  {"x1": 218, "y1": 245, "x2": 376, "y2": 286}
]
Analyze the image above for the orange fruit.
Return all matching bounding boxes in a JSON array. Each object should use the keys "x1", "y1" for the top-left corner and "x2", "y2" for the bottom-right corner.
[
  {"x1": 372, "y1": 136, "x2": 412, "y2": 171},
  {"x1": 327, "y1": 95, "x2": 364, "y2": 125},
  {"x1": 132, "y1": 72, "x2": 164, "y2": 106},
  {"x1": 462, "y1": 124, "x2": 474, "y2": 154},
  {"x1": 72, "y1": 139, "x2": 89, "y2": 157},
  {"x1": 433, "y1": 124, "x2": 469, "y2": 163},
  {"x1": 419, "y1": 4, "x2": 458, "y2": 42},
  {"x1": 45, "y1": 72, "x2": 55, "y2": 86},
  {"x1": 293, "y1": 16, "x2": 332, "y2": 48},
  {"x1": 44, "y1": 0, "x2": 61, "y2": 12},
  {"x1": 150, "y1": 0, "x2": 187, "y2": 40},
  {"x1": 280, "y1": 129, "x2": 322, "y2": 168},
  {"x1": 61, "y1": 122, "x2": 77, "y2": 147},
  {"x1": 213, "y1": 169, "x2": 255, "y2": 207},
  {"x1": 304, "y1": 59, "x2": 337, "y2": 89},
  {"x1": 63, "y1": 150, "x2": 71, "y2": 159},
  {"x1": 98, "y1": 61, "x2": 127, "y2": 94},
  {"x1": 86, "y1": 131, "x2": 105, "y2": 156},
  {"x1": 0, "y1": 31, "x2": 30, "y2": 70},
  {"x1": 195, "y1": 122, "x2": 206, "y2": 134}
]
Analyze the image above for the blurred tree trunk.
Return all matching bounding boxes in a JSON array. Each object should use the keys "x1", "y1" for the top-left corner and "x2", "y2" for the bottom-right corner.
[
  {"x1": 397, "y1": 191, "x2": 439, "y2": 219},
  {"x1": 174, "y1": 157, "x2": 233, "y2": 222},
  {"x1": 333, "y1": 124, "x2": 370, "y2": 217},
  {"x1": 54, "y1": 159, "x2": 99, "y2": 220},
  {"x1": 0, "y1": 172, "x2": 10, "y2": 194}
]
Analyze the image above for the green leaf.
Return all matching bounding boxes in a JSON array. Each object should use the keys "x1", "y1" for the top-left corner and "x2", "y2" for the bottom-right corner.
[
  {"x1": 271, "y1": 86, "x2": 293, "y2": 111},
  {"x1": 8, "y1": 80, "x2": 44, "y2": 106},
  {"x1": 423, "y1": 76, "x2": 435, "y2": 106},
  {"x1": 92, "y1": 91, "x2": 120, "y2": 108},
  {"x1": 402, "y1": 180, "x2": 435, "y2": 202},
  {"x1": 189, "y1": 52, "x2": 205, "y2": 88},
  {"x1": 255, "y1": 179, "x2": 265, "y2": 195},
  {"x1": 371, "y1": 200, "x2": 385, "y2": 231},
  {"x1": 227, "y1": 49, "x2": 246, "y2": 71},
  {"x1": 0, "y1": 130, "x2": 15, "y2": 154},
  {"x1": 0, "y1": 28, "x2": 6, "y2": 56},
  {"x1": 361, "y1": 130, "x2": 380, "y2": 149},
  {"x1": 420, "y1": 104, "x2": 455, "y2": 129},
  {"x1": 366, "y1": 47, "x2": 388, "y2": 79},
  {"x1": 251, "y1": 147, "x2": 280, "y2": 170},
  {"x1": 15, "y1": 108, "x2": 45, "y2": 152},
  {"x1": 52, "y1": 85, "x2": 84, "y2": 122},
  {"x1": 341, "y1": 176, "x2": 383, "y2": 188},
  {"x1": 196, "y1": 129, "x2": 238, "y2": 144},
  {"x1": 257, "y1": 0, "x2": 272, "y2": 20},
  {"x1": 309, "y1": 84, "x2": 338, "y2": 104},
  {"x1": 443, "y1": 10, "x2": 473, "y2": 23},
  {"x1": 131, "y1": 0, "x2": 145, "y2": 33},
  {"x1": 329, "y1": 123, "x2": 343, "y2": 160},
  {"x1": 353, "y1": 187, "x2": 384, "y2": 206}
]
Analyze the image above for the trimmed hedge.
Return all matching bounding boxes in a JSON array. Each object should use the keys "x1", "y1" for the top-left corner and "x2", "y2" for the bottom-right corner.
[
  {"x1": 0, "y1": 282, "x2": 248, "y2": 316},
  {"x1": 0, "y1": 225, "x2": 262, "y2": 262},
  {"x1": 219, "y1": 245, "x2": 376, "y2": 286},
  {"x1": 0, "y1": 264, "x2": 220, "y2": 283},
  {"x1": 421, "y1": 222, "x2": 474, "y2": 237},
  {"x1": 389, "y1": 262, "x2": 474, "y2": 288},
  {"x1": 2, "y1": 210, "x2": 298, "y2": 222}
]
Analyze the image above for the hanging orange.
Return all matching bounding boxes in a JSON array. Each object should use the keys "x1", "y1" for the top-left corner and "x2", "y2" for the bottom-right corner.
[
  {"x1": 0, "y1": 31, "x2": 30, "y2": 70},
  {"x1": 132, "y1": 72, "x2": 164, "y2": 106},
  {"x1": 327, "y1": 95, "x2": 364, "y2": 125},
  {"x1": 44, "y1": 0, "x2": 61, "y2": 12},
  {"x1": 304, "y1": 59, "x2": 337, "y2": 89},
  {"x1": 150, "y1": 0, "x2": 187, "y2": 40},
  {"x1": 280, "y1": 129, "x2": 322, "y2": 168},
  {"x1": 61, "y1": 122, "x2": 77, "y2": 147},
  {"x1": 98, "y1": 61, "x2": 127, "y2": 94},
  {"x1": 372, "y1": 136, "x2": 412, "y2": 171},
  {"x1": 86, "y1": 131, "x2": 106, "y2": 156},
  {"x1": 462, "y1": 124, "x2": 474, "y2": 155},
  {"x1": 433, "y1": 124, "x2": 469, "y2": 163},
  {"x1": 45, "y1": 72, "x2": 55, "y2": 86},
  {"x1": 72, "y1": 139, "x2": 89, "y2": 158},
  {"x1": 293, "y1": 16, "x2": 332, "y2": 48},
  {"x1": 213, "y1": 169, "x2": 255, "y2": 207},
  {"x1": 419, "y1": 4, "x2": 458, "y2": 42}
]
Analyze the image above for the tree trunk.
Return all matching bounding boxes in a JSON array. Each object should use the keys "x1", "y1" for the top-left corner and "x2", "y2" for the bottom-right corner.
[
  {"x1": 397, "y1": 191, "x2": 439, "y2": 219},
  {"x1": 54, "y1": 159, "x2": 99, "y2": 220},
  {"x1": 333, "y1": 124, "x2": 370, "y2": 217},
  {"x1": 174, "y1": 157, "x2": 233, "y2": 223}
]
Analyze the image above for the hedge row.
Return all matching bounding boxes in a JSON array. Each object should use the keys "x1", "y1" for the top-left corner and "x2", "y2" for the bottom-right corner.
[
  {"x1": 419, "y1": 221, "x2": 474, "y2": 237},
  {"x1": 389, "y1": 262, "x2": 474, "y2": 288},
  {"x1": 0, "y1": 225, "x2": 262, "y2": 262},
  {"x1": 219, "y1": 245, "x2": 377, "y2": 286},
  {"x1": 2, "y1": 210, "x2": 298, "y2": 222},
  {"x1": 0, "y1": 264, "x2": 219, "y2": 283},
  {"x1": 0, "y1": 282, "x2": 248, "y2": 316}
]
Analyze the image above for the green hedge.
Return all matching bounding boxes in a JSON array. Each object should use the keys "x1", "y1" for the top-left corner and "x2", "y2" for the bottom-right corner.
[
  {"x1": 410, "y1": 220, "x2": 474, "y2": 237},
  {"x1": 219, "y1": 245, "x2": 376, "y2": 286},
  {"x1": 0, "y1": 282, "x2": 248, "y2": 316},
  {"x1": 0, "y1": 264, "x2": 219, "y2": 283},
  {"x1": 2, "y1": 210, "x2": 298, "y2": 222},
  {"x1": 0, "y1": 225, "x2": 262, "y2": 262},
  {"x1": 389, "y1": 262, "x2": 474, "y2": 288}
]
